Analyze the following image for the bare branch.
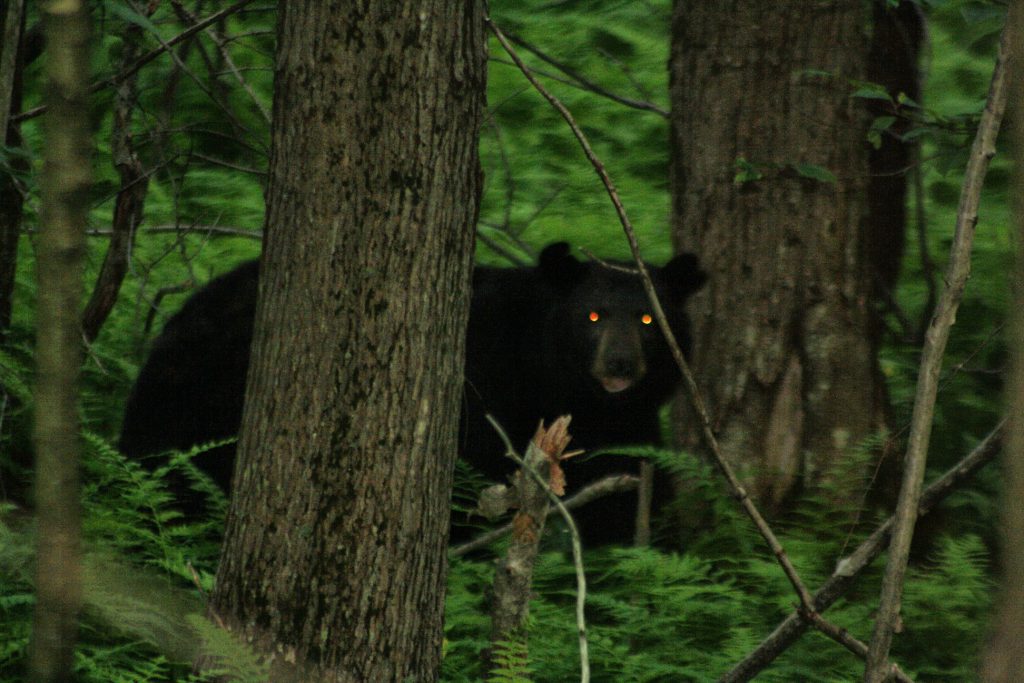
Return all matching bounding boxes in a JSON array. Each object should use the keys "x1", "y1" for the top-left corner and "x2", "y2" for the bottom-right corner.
[
  {"x1": 489, "y1": 418, "x2": 568, "y2": 643},
  {"x1": 805, "y1": 612, "x2": 914, "y2": 683},
  {"x1": 143, "y1": 279, "x2": 194, "y2": 334},
  {"x1": 11, "y1": 0, "x2": 256, "y2": 124},
  {"x1": 81, "y1": 2, "x2": 154, "y2": 343},
  {"x1": 486, "y1": 415, "x2": 590, "y2": 683},
  {"x1": 722, "y1": 422, "x2": 1003, "y2": 682},
  {"x1": 864, "y1": 14, "x2": 1014, "y2": 680},
  {"x1": 0, "y1": 0, "x2": 24, "y2": 135},
  {"x1": 25, "y1": 224, "x2": 263, "y2": 240},
  {"x1": 449, "y1": 473, "x2": 639, "y2": 558},
  {"x1": 169, "y1": 0, "x2": 271, "y2": 124},
  {"x1": 501, "y1": 28, "x2": 668, "y2": 117}
]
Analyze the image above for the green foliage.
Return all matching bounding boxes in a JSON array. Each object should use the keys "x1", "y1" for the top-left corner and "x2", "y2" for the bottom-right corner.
[
  {"x1": 441, "y1": 454, "x2": 994, "y2": 681},
  {"x1": 488, "y1": 638, "x2": 533, "y2": 683},
  {"x1": 441, "y1": 448, "x2": 993, "y2": 681}
]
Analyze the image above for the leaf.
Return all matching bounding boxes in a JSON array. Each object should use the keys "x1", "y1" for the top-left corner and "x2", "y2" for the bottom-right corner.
[
  {"x1": 896, "y1": 92, "x2": 921, "y2": 108},
  {"x1": 103, "y1": 0, "x2": 160, "y2": 35},
  {"x1": 871, "y1": 115, "x2": 898, "y2": 132},
  {"x1": 799, "y1": 68, "x2": 835, "y2": 79},
  {"x1": 851, "y1": 87, "x2": 893, "y2": 103},
  {"x1": 793, "y1": 163, "x2": 836, "y2": 184},
  {"x1": 960, "y1": 4, "x2": 1005, "y2": 26},
  {"x1": 733, "y1": 157, "x2": 764, "y2": 185},
  {"x1": 900, "y1": 126, "x2": 932, "y2": 142},
  {"x1": 548, "y1": 459, "x2": 566, "y2": 496}
]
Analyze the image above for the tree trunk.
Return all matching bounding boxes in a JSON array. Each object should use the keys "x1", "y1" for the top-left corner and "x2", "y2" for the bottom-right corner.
[
  {"x1": 0, "y1": 0, "x2": 26, "y2": 335},
  {"x1": 980, "y1": 5, "x2": 1024, "y2": 678},
  {"x1": 29, "y1": 2, "x2": 90, "y2": 680},
  {"x1": 209, "y1": 3, "x2": 486, "y2": 682},
  {"x1": 668, "y1": 0, "x2": 887, "y2": 510},
  {"x1": 865, "y1": 1, "x2": 923, "y2": 305},
  {"x1": 81, "y1": 4, "x2": 151, "y2": 343}
]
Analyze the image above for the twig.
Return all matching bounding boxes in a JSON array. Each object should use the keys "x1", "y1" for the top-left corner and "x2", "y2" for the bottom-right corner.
[
  {"x1": 596, "y1": 47, "x2": 657, "y2": 103},
  {"x1": 501, "y1": 28, "x2": 668, "y2": 118},
  {"x1": 137, "y1": 6, "x2": 256, "y2": 141},
  {"x1": 486, "y1": 415, "x2": 590, "y2": 683},
  {"x1": 863, "y1": 15, "x2": 1013, "y2": 681},
  {"x1": 143, "y1": 279, "x2": 194, "y2": 334},
  {"x1": 633, "y1": 461, "x2": 654, "y2": 547},
  {"x1": 483, "y1": 112, "x2": 516, "y2": 236},
  {"x1": 485, "y1": 5, "x2": 818, "y2": 619},
  {"x1": 192, "y1": 152, "x2": 267, "y2": 176},
  {"x1": 722, "y1": 422, "x2": 1003, "y2": 682},
  {"x1": 913, "y1": 146, "x2": 935, "y2": 344},
  {"x1": 11, "y1": 0, "x2": 256, "y2": 124},
  {"x1": 24, "y1": 224, "x2": 263, "y2": 240},
  {"x1": 81, "y1": 2, "x2": 153, "y2": 343},
  {"x1": 168, "y1": 0, "x2": 271, "y2": 124},
  {"x1": 805, "y1": 612, "x2": 914, "y2": 683},
  {"x1": 449, "y1": 473, "x2": 639, "y2": 558},
  {"x1": 0, "y1": 0, "x2": 24, "y2": 136},
  {"x1": 475, "y1": 228, "x2": 531, "y2": 266}
]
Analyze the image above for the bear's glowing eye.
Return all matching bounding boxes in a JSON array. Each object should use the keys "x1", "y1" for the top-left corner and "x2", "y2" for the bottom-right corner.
[
  {"x1": 588, "y1": 311, "x2": 600, "y2": 323},
  {"x1": 641, "y1": 314, "x2": 653, "y2": 325}
]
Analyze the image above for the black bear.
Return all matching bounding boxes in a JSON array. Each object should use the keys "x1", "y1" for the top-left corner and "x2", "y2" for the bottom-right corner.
[
  {"x1": 461, "y1": 243, "x2": 706, "y2": 543},
  {"x1": 119, "y1": 243, "x2": 706, "y2": 544}
]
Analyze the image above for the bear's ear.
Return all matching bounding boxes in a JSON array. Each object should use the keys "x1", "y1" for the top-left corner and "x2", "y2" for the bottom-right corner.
[
  {"x1": 661, "y1": 252, "x2": 708, "y2": 299},
  {"x1": 538, "y1": 242, "x2": 587, "y2": 288}
]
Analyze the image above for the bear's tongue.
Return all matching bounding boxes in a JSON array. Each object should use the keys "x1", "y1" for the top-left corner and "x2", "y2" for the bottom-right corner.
[{"x1": 601, "y1": 377, "x2": 633, "y2": 393}]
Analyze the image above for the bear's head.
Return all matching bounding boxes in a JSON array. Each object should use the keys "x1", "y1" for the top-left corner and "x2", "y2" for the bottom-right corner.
[{"x1": 538, "y1": 242, "x2": 707, "y2": 401}]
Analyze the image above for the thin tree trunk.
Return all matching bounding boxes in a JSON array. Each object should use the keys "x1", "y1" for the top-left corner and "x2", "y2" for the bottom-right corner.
[
  {"x1": 81, "y1": 3, "x2": 151, "y2": 343},
  {"x1": 669, "y1": 0, "x2": 885, "y2": 510},
  {"x1": 864, "y1": 14, "x2": 1012, "y2": 679},
  {"x1": 977, "y1": 3, "x2": 1024, "y2": 678},
  {"x1": 0, "y1": 0, "x2": 26, "y2": 334},
  {"x1": 209, "y1": 4, "x2": 486, "y2": 681},
  {"x1": 29, "y1": 2, "x2": 91, "y2": 680}
]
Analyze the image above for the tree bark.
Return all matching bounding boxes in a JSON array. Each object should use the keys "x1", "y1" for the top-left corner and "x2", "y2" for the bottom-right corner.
[
  {"x1": 864, "y1": 0, "x2": 924, "y2": 304},
  {"x1": 975, "y1": 4, "x2": 1024, "y2": 678},
  {"x1": 209, "y1": 3, "x2": 486, "y2": 682},
  {"x1": 669, "y1": 0, "x2": 886, "y2": 509},
  {"x1": 29, "y1": 1, "x2": 90, "y2": 680}
]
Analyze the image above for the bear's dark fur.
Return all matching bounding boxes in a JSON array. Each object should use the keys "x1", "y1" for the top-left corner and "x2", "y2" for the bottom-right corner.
[
  {"x1": 119, "y1": 243, "x2": 706, "y2": 544},
  {"x1": 461, "y1": 243, "x2": 706, "y2": 543},
  {"x1": 118, "y1": 261, "x2": 259, "y2": 514}
]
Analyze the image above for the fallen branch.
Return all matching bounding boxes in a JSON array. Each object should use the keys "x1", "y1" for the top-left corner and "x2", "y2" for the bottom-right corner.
[
  {"x1": 864, "y1": 14, "x2": 1013, "y2": 680},
  {"x1": 489, "y1": 418, "x2": 570, "y2": 645},
  {"x1": 450, "y1": 473, "x2": 639, "y2": 558},
  {"x1": 721, "y1": 422, "x2": 1003, "y2": 682}
]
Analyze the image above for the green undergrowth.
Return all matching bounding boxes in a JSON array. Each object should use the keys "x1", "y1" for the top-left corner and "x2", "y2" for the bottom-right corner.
[{"x1": 0, "y1": 423, "x2": 994, "y2": 680}]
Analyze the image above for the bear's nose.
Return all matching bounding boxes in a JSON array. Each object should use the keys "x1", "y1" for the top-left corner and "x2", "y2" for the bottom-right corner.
[{"x1": 605, "y1": 356, "x2": 637, "y2": 378}]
